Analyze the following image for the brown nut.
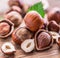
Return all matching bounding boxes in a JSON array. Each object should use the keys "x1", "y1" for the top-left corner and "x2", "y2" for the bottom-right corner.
[
  {"x1": 5, "y1": 11, "x2": 22, "y2": 27},
  {"x1": 47, "y1": 7, "x2": 60, "y2": 24},
  {"x1": 24, "y1": 11, "x2": 44, "y2": 32},
  {"x1": 8, "y1": 0, "x2": 20, "y2": 7},
  {"x1": 0, "y1": 19, "x2": 14, "y2": 38},
  {"x1": 21, "y1": 39, "x2": 34, "y2": 53},
  {"x1": 35, "y1": 29, "x2": 53, "y2": 51},
  {"x1": 48, "y1": 20, "x2": 60, "y2": 32},
  {"x1": 1, "y1": 42, "x2": 16, "y2": 55},
  {"x1": 12, "y1": 27, "x2": 33, "y2": 45}
]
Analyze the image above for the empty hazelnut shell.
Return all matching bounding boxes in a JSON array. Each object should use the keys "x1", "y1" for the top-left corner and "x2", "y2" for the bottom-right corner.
[
  {"x1": 35, "y1": 29, "x2": 53, "y2": 51},
  {"x1": 12, "y1": 27, "x2": 33, "y2": 45},
  {"x1": 48, "y1": 20, "x2": 60, "y2": 32},
  {"x1": 24, "y1": 11, "x2": 44, "y2": 32},
  {"x1": 0, "y1": 19, "x2": 14, "y2": 38},
  {"x1": 47, "y1": 7, "x2": 60, "y2": 24}
]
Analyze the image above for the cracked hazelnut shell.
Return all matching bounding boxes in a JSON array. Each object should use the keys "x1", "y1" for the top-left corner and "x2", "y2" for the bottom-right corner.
[
  {"x1": 24, "y1": 11, "x2": 44, "y2": 32},
  {"x1": 1, "y1": 42, "x2": 16, "y2": 55},
  {"x1": 35, "y1": 29, "x2": 53, "y2": 51},
  {"x1": 47, "y1": 7, "x2": 60, "y2": 24},
  {"x1": 0, "y1": 19, "x2": 14, "y2": 38},
  {"x1": 48, "y1": 20, "x2": 60, "y2": 32},
  {"x1": 12, "y1": 27, "x2": 33, "y2": 45},
  {"x1": 5, "y1": 11, "x2": 22, "y2": 27}
]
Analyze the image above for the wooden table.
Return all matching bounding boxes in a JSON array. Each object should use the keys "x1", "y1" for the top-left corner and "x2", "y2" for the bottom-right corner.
[{"x1": 0, "y1": 0, "x2": 60, "y2": 58}]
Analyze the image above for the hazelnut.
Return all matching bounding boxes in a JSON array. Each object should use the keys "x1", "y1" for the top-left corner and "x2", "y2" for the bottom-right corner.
[
  {"x1": 48, "y1": 20, "x2": 60, "y2": 32},
  {"x1": 47, "y1": 7, "x2": 60, "y2": 24},
  {"x1": 35, "y1": 29, "x2": 53, "y2": 50},
  {"x1": 24, "y1": 11, "x2": 44, "y2": 32},
  {"x1": 5, "y1": 11, "x2": 22, "y2": 27},
  {"x1": 21, "y1": 39, "x2": 34, "y2": 53},
  {"x1": 0, "y1": 19, "x2": 14, "y2": 38},
  {"x1": 0, "y1": 22, "x2": 10, "y2": 36},
  {"x1": 1, "y1": 42, "x2": 16, "y2": 55},
  {"x1": 12, "y1": 27, "x2": 33, "y2": 45},
  {"x1": 49, "y1": 31, "x2": 60, "y2": 43},
  {"x1": 8, "y1": 0, "x2": 20, "y2": 7}
]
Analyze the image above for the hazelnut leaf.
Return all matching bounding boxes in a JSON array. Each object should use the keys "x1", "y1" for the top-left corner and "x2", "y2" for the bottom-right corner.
[{"x1": 28, "y1": 2, "x2": 45, "y2": 18}]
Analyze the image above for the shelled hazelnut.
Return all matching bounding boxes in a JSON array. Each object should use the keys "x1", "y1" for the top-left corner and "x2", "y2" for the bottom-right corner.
[
  {"x1": 24, "y1": 11, "x2": 44, "y2": 32},
  {"x1": 47, "y1": 7, "x2": 60, "y2": 24},
  {"x1": 0, "y1": 19, "x2": 14, "y2": 38},
  {"x1": 12, "y1": 27, "x2": 33, "y2": 45},
  {"x1": 48, "y1": 20, "x2": 60, "y2": 32},
  {"x1": 21, "y1": 39, "x2": 34, "y2": 53},
  {"x1": 5, "y1": 11, "x2": 22, "y2": 27},
  {"x1": 35, "y1": 29, "x2": 53, "y2": 51},
  {"x1": 1, "y1": 42, "x2": 16, "y2": 55}
]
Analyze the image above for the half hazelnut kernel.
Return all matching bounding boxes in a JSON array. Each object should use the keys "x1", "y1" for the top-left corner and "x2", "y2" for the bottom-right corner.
[
  {"x1": 48, "y1": 20, "x2": 60, "y2": 32},
  {"x1": 35, "y1": 29, "x2": 53, "y2": 51},
  {"x1": 1, "y1": 42, "x2": 16, "y2": 55},
  {"x1": 12, "y1": 27, "x2": 33, "y2": 45},
  {"x1": 5, "y1": 11, "x2": 22, "y2": 27},
  {"x1": 21, "y1": 39, "x2": 34, "y2": 53},
  {"x1": 47, "y1": 7, "x2": 60, "y2": 24},
  {"x1": 0, "y1": 19, "x2": 14, "y2": 38},
  {"x1": 24, "y1": 11, "x2": 44, "y2": 32}
]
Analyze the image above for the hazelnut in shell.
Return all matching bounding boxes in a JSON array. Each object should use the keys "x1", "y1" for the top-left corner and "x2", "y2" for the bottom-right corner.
[
  {"x1": 24, "y1": 11, "x2": 44, "y2": 32},
  {"x1": 35, "y1": 29, "x2": 53, "y2": 51},
  {"x1": 47, "y1": 7, "x2": 60, "y2": 24},
  {"x1": 0, "y1": 19, "x2": 14, "y2": 38},
  {"x1": 12, "y1": 27, "x2": 33, "y2": 45},
  {"x1": 48, "y1": 20, "x2": 60, "y2": 32},
  {"x1": 21, "y1": 39, "x2": 34, "y2": 53},
  {"x1": 1, "y1": 42, "x2": 16, "y2": 55},
  {"x1": 5, "y1": 11, "x2": 22, "y2": 27}
]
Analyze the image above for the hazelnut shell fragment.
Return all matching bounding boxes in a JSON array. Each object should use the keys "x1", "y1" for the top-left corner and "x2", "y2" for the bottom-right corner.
[
  {"x1": 12, "y1": 27, "x2": 33, "y2": 45},
  {"x1": 1, "y1": 42, "x2": 16, "y2": 55},
  {"x1": 0, "y1": 19, "x2": 14, "y2": 38},
  {"x1": 24, "y1": 11, "x2": 44, "y2": 32},
  {"x1": 35, "y1": 29, "x2": 53, "y2": 51}
]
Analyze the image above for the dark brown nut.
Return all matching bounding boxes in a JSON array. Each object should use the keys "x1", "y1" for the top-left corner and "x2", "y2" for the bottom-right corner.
[
  {"x1": 24, "y1": 11, "x2": 44, "y2": 32},
  {"x1": 8, "y1": 0, "x2": 20, "y2": 7},
  {"x1": 21, "y1": 39, "x2": 34, "y2": 53},
  {"x1": 47, "y1": 7, "x2": 60, "y2": 24},
  {"x1": 1, "y1": 42, "x2": 16, "y2": 55},
  {"x1": 35, "y1": 29, "x2": 53, "y2": 51},
  {"x1": 12, "y1": 27, "x2": 33, "y2": 45},
  {"x1": 0, "y1": 19, "x2": 14, "y2": 38},
  {"x1": 48, "y1": 20, "x2": 60, "y2": 32},
  {"x1": 5, "y1": 11, "x2": 22, "y2": 27}
]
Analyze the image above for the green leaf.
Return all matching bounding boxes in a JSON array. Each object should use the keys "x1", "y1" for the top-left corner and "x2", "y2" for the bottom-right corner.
[{"x1": 28, "y1": 2, "x2": 45, "y2": 18}]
